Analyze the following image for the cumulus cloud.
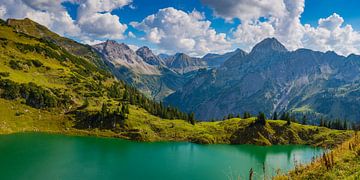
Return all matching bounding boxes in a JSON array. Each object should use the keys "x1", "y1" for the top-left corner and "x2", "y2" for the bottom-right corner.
[
  {"x1": 0, "y1": 0, "x2": 131, "y2": 42},
  {"x1": 303, "y1": 13, "x2": 360, "y2": 55},
  {"x1": 201, "y1": 0, "x2": 286, "y2": 22},
  {"x1": 128, "y1": 31, "x2": 136, "y2": 38},
  {"x1": 131, "y1": 7, "x2": 231, "y2": 56},
  {"x1": 203, "y1": 0, "x2": 360, "y2": 56}
]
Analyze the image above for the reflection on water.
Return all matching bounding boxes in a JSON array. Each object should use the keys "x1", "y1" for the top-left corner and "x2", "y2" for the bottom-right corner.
[{"x1": 0, "y1": 133, "x2": 323, "y2": 180}]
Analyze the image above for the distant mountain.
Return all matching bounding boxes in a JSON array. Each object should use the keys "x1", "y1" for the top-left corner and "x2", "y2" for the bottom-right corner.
[
  {"x1": 202, "y1": 49, "x2": 246, "y2": 68},
  {"x1": 93, "y1": 40, "x2": 189, "y2": 100},
  {"x1": 158, "y1": 53, "x2": 172, "y2": 60},
  {"x1": 136, "y1": 46, "x2": 165, "y2": 66},
  {"x1": 163, "y1": 53, "x2": 208, "y2": 74},
  {"x1": 93, "y1": 40, "x2": 160, "y2": 75},
  {"x1": 165, "y1": 38, "x2": 360, "y2": 122}
]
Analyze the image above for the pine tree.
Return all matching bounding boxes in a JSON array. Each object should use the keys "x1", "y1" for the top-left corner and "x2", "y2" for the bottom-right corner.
[
  {"x1": 188, "y1": 112, "x2": 195, "y2": 125},
  {"x1": 286, "y1": 118, "x2": 291, "y2": 125},
  {"x1": 243, "y1": 112, "x2": 251, "y2": 119},
  {"x1": 256, "y1": 112, "x2": 266, "y2": 126},
  {"x1": 302, "y1": 115, "x2": 307, "y2": 125},
  {"x1": 273, "y1": 111, "x2": 278, "y2": 120}
]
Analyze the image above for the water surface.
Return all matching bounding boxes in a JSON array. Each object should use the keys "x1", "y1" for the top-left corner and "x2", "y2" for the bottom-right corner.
[{"x1": 0, "y1": 133, "x2": 323, "y2": 180}]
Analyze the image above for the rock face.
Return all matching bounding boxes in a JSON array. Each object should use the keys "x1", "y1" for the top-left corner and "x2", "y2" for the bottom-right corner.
[
  {"x1": 136, "y1": 46, "x2": 164, "y2": 66},
  {"x1": 165, "y1": 38, "x2": 360, "y2": 122},
  {"x1": 163, "y1": 53, "x2": 208, "y2": 74},
  {"x1": 93, "y1": 40, "x2": 191, "y2": 100},
  {"x1": 202, "y1": 49, "x2": 246, "y2": 68},
  {"x1": 93, "y1": 40, "x2": 160, "y2": 75}
]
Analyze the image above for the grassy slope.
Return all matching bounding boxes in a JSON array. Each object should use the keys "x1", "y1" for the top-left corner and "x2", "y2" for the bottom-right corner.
[{"x1": 275, "y1": 133, "x2": 360, "y2": 180}]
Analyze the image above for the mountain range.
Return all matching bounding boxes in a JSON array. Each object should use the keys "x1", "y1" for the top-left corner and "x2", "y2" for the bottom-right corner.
[
  {"x1": 88, "y1": 32, "x2": 360, "y2": 123},
  {"x1": 165, "y1": 38, "x2": 360, "y2": 122}
]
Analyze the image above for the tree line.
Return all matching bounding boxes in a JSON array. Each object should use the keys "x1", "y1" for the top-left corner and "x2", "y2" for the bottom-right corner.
[
  {"x1": 0, "y1": 79, "x2": 72, "y2": 109},
  {"x1": 220, "y1": 110, "x2": 358, "y2": 130},
  {"x1": 107, "y1": 82, "x2": 196, "y2": 124}
]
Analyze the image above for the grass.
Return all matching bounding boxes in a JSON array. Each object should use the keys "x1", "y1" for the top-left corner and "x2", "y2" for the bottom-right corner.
[{"x1": 275, "y1": 132, "x2": 360, "y2": 180}]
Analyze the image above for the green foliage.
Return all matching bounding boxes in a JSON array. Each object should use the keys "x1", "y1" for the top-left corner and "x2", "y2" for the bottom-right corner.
[
  {"x1": 0, "y1": 79, "x2": 71, "y2": 109},
  {"x1": 188, "y1": 112, "x2": 195, "y2": 125},
  {"x1": 273, "y1": 111, "x2": 278, "y2": 120},
  {"x1": 75, "y1": 102, "x2": 129, "y2": 130},
  {"x1": 30, "y1": 59, "x2": 43, "y2": 67},
  {"x1": 120, "y1": 83, "x2": 189, "y2": 120},
  {"x1": 9, "y1": 60, "x2": 22, "y2": 70},
  {"x1": 319, "y1": 118, "x2": 348, "y2": 130},
  {"x1": 302, "y1": 115, "x2": 307, "y2": 125},
  {"x1": 243, "y1": 112, "x2": 252, "y2": 119},
  {"x1": 0, "y1": 72, "x2": 10, "y2": 77},
  {"x1": 0, "y1": 79, "x2": 20, "y2": 99},
  {"x1": 256, "y1": 112, "x2": 266, "y2": 125}
]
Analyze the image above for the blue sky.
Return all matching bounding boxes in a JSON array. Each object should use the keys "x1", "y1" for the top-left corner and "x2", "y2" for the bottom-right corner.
[{"x1": 1, "y1": 0, "x2": 360, "y2": 56}]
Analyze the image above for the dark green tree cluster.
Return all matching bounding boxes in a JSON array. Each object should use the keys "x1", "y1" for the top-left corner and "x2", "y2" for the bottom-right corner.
[
  {"x1": 0, "y1": 79, "x2": 71, "y2": 109},
  {"x1": 0, "y1": 72, "x2": 10, "y2": 77},
  {"x1": 243, "y1": 112, "x2": 252, "y2": 119},
  {"x1": 76, "y1": 103, "x2": 129, "y2": 129},
  {"x1": 255, "y1": 112, "x2": 266, "y2": 125},
  {"x1": 279, "y1": 112, "x2": 297, "y2": 125},
  {"x1": 119, "y1": 83, "x2": 190, "y2": 121},
  {"x1": 319, "y1": 118, "x2": 348, "y2": 130}
]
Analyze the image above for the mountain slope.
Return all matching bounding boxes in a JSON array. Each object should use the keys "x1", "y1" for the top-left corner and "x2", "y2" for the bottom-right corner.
[
  {"x1": 136, "y1": 46, "x2": 165, "y2": 66},
  {"x1": 0, "y1": 18, "x2": 189, "y2": 135},
  {"x1": 165, "y1": 38, "x2": 360, "y2": 122},
  {"x1": 92, "y1": 40, "x2": 190, "y2": 100},
  {"x1": 202, "y1": 48, "x2": 246, "y2": 68},
  {"x1": 163, "y1": 53, "x2": 208, "y2": 74},
  {"x1": 6, "y1": 18, "x2": 108, "y2": 71}
]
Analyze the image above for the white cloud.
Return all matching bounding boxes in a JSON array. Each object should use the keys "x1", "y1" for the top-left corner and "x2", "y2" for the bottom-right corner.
[
  {"x1": 131, "y1": 7, "x2": 231, "y2": 56},
  {"x1": 203, "y1": 0, "x2": 360, "y2": 56},
  {"x1": 201, "y1": 0, "x2": 286, "y2": 22},
  {"x1": 128, "y1": 31, "x2": 136, "y2": 38},
  {"x1": 303, "y1": 13, "x2": 360, "y2": 55},
  {"x1": 128, "y1": 44, "x2": 139, "y2": 51},
  {"x1": 0, "y1": 0, "x2": 131, "y2": 42}
]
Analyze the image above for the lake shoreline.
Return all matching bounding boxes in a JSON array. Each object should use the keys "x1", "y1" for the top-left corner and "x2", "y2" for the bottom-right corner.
[{"x1": 0, "y1": 123, "x2": 353, "y2": 148}]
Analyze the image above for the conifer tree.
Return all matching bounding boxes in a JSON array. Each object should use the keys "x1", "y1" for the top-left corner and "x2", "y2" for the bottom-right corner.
[
  {"x1": 256, "y1": 112, "x2": 266, "y2": 125},
  {"x1": 188, "y1": 112, "x2": 195, "y2": 125},
  {"x1": 273, "y1": 111, "x2": 278, "y2": 120}
]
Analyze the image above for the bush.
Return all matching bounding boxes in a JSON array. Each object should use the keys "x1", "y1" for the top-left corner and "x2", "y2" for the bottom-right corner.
[
  {"x1": 0, "y1": 72, "x2": 10, "y2": 77},
  {"x1": 31, "y1": 60, "x2": 43, "y2": 67},
  {"x1": 9, "y1": 60, "x2": 22, "y2": 70},
  {"x1": 0, "y1": 79, "x2": 20, "y2": 99}
]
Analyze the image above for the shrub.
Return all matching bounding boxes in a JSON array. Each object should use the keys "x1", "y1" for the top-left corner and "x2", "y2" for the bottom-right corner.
[
  {"x1": 31, "y1": 60, "x2": 43, "y2": 67},
  {"x1": 0, "y1": 72, "x2": 10, "y2": 77},
  {"x1": 9, "y1": 60, "x2": 22, "y2": 70},
  {"x1": 0, "y1": 79, "x2": 20, "y2": 99}
]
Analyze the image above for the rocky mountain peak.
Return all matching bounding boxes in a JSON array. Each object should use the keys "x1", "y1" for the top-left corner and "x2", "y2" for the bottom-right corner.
[
  {"x1": 93, "y1": 40, "x2": 160, "y2": 75},
  {"x1": 136, "y1": 46, "x2": 164, "y2": 66},
  {"x1": 251, "y1": 38, "x2": 288, "y2": 54}
]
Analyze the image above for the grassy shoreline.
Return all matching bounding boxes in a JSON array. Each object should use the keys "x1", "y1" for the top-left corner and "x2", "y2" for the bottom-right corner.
[
  {"x1": 0, "y1": 99, "x2": 353, "y2": 148},
  {"x1": 275, "y1": 132, "x2": 360, "y2": 179}
]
